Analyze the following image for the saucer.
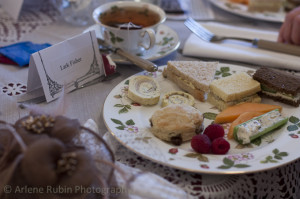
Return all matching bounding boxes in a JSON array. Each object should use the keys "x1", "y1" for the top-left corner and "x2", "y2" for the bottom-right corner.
[{"x1": 83, "y1": 24, "x2": 180, "y2": 64}]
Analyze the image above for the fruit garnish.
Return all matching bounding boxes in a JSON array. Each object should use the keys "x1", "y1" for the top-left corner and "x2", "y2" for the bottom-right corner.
[
  {"x1": 212, "y1": 137, "x2": 230, "y2": 154},
  {"x1": 203, "y1": 124, "x2": 224, "y2": 141},
  {"x1": 191, "y1": 134, "x2": 211, "y2": 154}
]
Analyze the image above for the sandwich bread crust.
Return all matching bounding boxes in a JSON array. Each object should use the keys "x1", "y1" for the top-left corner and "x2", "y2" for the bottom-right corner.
[
  {"x1": 167, "y1": 61, "x2": 218, "y2": 92},
  {"x1": 253, "y1": 67, "x2": 300, "y2": 95},
  {"x1": 163, "y1": 67, "x2": 206, "y2": 101},
  {"x1": 210, "y1": 72, "x2": 261, "y2": 102},
  {"x1": 253, "y1": 67, "x2": 300, "y2": 107}
]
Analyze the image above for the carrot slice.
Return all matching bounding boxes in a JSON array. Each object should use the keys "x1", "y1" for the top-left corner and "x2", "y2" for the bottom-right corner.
[
  {"x1": 215, "y1": 103, "x2": 282, "y2": 124},
  {"x1": 227, "y1": 111, "x2": 264, "y2": 139}
]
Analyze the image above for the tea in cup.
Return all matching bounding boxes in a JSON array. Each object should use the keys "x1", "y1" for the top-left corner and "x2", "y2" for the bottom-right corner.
[{"x1": 93, "y1": 1, "x2": 166, "y2": 54}]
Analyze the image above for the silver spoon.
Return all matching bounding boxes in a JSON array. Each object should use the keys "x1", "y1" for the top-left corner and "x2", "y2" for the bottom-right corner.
[{"x1": 97, "y1": 38, "x2": 158, "y2": 72}]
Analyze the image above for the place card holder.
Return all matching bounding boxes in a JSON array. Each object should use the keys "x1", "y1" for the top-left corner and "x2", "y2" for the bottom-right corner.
[{"x1": 26, "y1": 30, "x2": 105, "y2": 103}]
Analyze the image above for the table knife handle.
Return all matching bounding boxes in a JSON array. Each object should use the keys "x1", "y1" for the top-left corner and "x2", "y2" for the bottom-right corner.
[
  {"x1": 256, "y1": 39, "x2": 300, "y2": 57},
  {"x1": 115, "y1": 48, "x2": 158, "y2": 72}
]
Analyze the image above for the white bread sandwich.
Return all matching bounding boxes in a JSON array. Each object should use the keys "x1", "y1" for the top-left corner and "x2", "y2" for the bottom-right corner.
[
  {"x1": 162, "y1": 61, "x2": 218, "y2": 102},
  {"x1": 208, "y1": 72, "x2": 261, "y2": 111},
  {"x1": 248, "y1": 0, "x2": 283, "y2": 12}
]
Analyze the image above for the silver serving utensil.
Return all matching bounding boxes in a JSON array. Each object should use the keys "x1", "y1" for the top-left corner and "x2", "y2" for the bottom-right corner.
[
  {"x1": 184, "y1": 17, "x2": 300, "y2": 57},
  {"x1": 18, "y1": 74, "x2": 109, "y2": 106},
  {"x1": 97, "y1": 38, "x2": 158, "y2": 72}
]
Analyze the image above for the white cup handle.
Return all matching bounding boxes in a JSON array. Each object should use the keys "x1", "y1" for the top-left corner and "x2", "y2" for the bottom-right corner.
[{"x1": 139, "y1": 29, "x2": 156, "y2": 50}]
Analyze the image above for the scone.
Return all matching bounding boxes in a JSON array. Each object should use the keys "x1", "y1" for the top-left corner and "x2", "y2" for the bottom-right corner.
[{"x1": 149, "y1": 104, "x2": 203, "y2": 145}]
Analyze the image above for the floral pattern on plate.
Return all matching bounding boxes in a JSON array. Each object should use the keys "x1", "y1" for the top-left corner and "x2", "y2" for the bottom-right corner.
[{"x1": 103, "y1": 63, "x2": 299, "y2": 174}]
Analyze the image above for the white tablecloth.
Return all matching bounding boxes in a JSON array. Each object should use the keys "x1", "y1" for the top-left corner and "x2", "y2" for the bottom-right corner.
[{"x1": 0, "y1": 1, "x2": 299, "y2": 198}]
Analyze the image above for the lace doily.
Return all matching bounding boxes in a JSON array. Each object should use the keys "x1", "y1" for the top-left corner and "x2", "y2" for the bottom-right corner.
[
  {"x1": 111, "y1": 135, "x2": 300, "y2": 198},
  {"x1": 0, "y1": 1, "x2": 59, "y2": 45}
]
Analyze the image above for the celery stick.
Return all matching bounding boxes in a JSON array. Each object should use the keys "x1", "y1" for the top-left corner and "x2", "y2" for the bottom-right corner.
[{"x1": 233, "y1": 109, "x2": 288, "y2": 144}]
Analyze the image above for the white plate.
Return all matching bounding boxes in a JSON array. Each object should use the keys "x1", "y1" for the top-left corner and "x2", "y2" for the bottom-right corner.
[
  {"x1": 209, "y1": 0, "x2": 285, "y2": 23},
  {"x1": 103, "y1": 63, "x2": 300, "y2": 174},
  {"x1": 84, "y1": 24, "x2": 180, "y2": 64}
]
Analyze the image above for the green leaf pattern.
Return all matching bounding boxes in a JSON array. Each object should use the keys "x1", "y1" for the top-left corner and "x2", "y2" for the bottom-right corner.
[
  {"x1": 260, "y1": 148, "x2": 288, "y2": 164},
  {"x1": 218, "y1": 157, "x2": 250, "y2": 169},
  {"x1": 111, "y1": 118, "x2": 138, "y2": 133},
  {"x1": 109, "y1": 31, "x2": 124, "y2": 44},
  {"x1": 215, "y1": 67, "x2": 232, "y2": 78},
  {"x1": 184, "y1": 153, "x2": 209, "y2": 162}
]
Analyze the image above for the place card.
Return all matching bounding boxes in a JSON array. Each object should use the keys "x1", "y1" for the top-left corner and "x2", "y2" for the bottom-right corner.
[
  {"x1": 0, "y1": 0, "x2": 24, "y2": 20},
  {"x1": 26, "y1": 30, "x2": 105, "y2": 102}
]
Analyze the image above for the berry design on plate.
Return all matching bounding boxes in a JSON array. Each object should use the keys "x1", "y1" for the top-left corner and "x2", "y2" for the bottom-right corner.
[
  {"x1": 227, "y1": 153, "x2": 255, "y2": 163},
  {"x1": 200, "y1": 164, "x2": 209, "y2": 169},
  {"x1": 289, "y1": 133, "x2": 299, "y2": 138},
  {"x1": 168, "y1": 148, "x2": 178, "y2": 154}
]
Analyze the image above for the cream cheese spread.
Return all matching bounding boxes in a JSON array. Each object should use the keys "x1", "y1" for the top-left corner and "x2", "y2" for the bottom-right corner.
[{"x1": 236, "y1": 110, "x2": 282, "y2": 144}]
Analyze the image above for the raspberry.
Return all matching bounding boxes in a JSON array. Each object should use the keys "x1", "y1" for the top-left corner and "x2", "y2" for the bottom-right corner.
[
  {"x1": 191, "y1": 134, "x2": 211, "y2": 154},
  {"x1": 211, "y1": 137, "x2": 230, "y2": 154},
  {"x1": 203, "y1": 124, "x2": 225, "y2": 141}
]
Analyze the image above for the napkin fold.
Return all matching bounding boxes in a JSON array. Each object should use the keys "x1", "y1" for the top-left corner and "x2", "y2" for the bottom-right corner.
[
  {"x1": 0, "y1": 41, "x2": 51, "y2": 67},
  {"x1": 183, "y1": 23, "x2": 300, "y2": 71},
  {"x1": 83, "y1": 119, "x2": 188, "y2": 199}
]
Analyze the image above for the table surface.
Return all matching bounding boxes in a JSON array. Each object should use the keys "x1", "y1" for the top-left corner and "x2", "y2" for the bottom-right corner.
[{"x1": 0, "y1": 1, "x2": 299, "y2": 198}]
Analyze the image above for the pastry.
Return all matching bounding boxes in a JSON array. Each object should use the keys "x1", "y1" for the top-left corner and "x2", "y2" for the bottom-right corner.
[
  {"x1": 149, "y1": 104, "x2": 203, "y2": 145},
  {"x1": 128, "y1": 75, "x2": 160, "y2": 105},
  {"x1": 161, "y1": 91, "x2": 194, "y2": 107}
]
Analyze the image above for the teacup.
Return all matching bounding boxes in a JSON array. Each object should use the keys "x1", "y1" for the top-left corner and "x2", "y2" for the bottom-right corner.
[{"x1": 93, "y1": 1, "x2": 166, "y2": 54}]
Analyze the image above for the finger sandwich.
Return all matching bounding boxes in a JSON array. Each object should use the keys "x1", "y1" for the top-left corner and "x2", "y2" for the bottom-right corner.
[
  {"x1": 163, "y1": 61, "x2": 218, "y2": 102},
  {"x1": 208, "y1": 72, "x2": 261, "y2": 111},
  {"x1": 248, "y1": 0, "x2": 283, "y2": 12},
  {"x1": 253, "y1": 67, "x2": 300, "y2": 107}
]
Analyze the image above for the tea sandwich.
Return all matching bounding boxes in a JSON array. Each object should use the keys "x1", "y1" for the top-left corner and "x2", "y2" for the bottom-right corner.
[
  {"x1": 128, "y1": 75, "x2": 160, "y2": 105},
  {"x1": 253, "y1": 67, "x2": 300, "y2": 107},
  {"x1": 162, "y1": 61, "x2": 218, "y2": 102},
  {"x1": 208, "y1": 72, "x2": 261, "y2": 111},
  {"x1": 248, "y1": 0, "x2": 283, "y2": 12}
]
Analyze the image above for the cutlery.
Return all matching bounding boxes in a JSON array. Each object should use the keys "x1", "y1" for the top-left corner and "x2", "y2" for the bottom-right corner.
[
  {"x1": 184, "y1": 17, "x2": 300, "y2": 57},
  {"x1": 18, "y1": 74, "x2": 110, "y2": 105},
  {"x1": 97, "y1": 38, "x2": 158, "y2": 72}
]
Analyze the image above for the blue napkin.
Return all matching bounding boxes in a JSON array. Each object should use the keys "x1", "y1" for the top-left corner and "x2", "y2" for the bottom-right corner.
[{"x1": 0, "y1": 41, "x2": 51, "y2": 67}]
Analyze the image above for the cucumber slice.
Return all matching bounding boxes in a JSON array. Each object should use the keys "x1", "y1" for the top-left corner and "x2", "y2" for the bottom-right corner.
[
  {"x1": 233, "y1": 109, "x2": 288, "y2": 144},
  {"x1": 261, "y1": 84, "x2": 277, "y2": 93}
]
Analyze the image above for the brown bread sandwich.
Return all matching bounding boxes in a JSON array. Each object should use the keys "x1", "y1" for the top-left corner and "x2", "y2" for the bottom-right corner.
[{"x1": 253, "y1": 67, "x2": 300, "y2": 107}]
